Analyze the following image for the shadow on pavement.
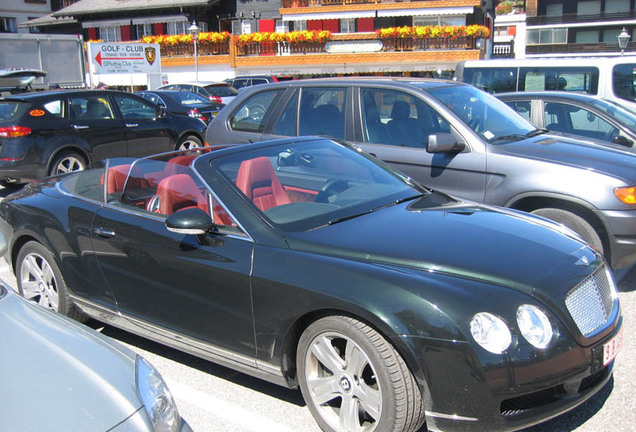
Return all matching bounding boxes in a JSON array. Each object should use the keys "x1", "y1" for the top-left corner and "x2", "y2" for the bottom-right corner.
[{"x1": 92, "y1": 322, "x2": 308, "y2": 407}]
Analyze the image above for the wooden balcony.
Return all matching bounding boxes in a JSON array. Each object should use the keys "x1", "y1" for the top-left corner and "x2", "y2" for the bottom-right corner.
[
  {"x1": 280, "y1": 0, "x2": 481, "y2": 13},
  {"x1": 527, "y1": 11, "x2": 636, "y2": 26},
  {"x1": 526, "y1": 41, "x2": 636, "y2": 55}
]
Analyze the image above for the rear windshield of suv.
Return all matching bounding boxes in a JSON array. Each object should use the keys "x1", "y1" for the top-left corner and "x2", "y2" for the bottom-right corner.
[
  {"x1": 205, "y1": 85, "x2": 238, "y2": 97},
  {"x1": 0, "y1": 101, "x2": 30, "y2": 122}
]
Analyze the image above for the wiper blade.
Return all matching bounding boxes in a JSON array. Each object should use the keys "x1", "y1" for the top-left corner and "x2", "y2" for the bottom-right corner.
[
  {"x1": 526, "y1": 128, "x2": 548, "y2": 137},
  {"x1": 489, "y1": 134, "x2": 526, "y2": 143},
  {"x1": 327, "y1": 193, "x2": 428, "y2": 226},
  {"x1": 327, "y1": 210, "x2": 373, "y2": 226}
]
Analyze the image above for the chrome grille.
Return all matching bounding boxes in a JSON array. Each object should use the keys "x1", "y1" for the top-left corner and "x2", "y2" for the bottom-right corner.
[{"x1": 565, "y1": 265, "x2": 616, "y2": 337}]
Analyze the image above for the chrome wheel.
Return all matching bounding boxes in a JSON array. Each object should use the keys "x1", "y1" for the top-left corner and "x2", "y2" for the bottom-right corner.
[
  {"x1": 305, "y1": 331, "x2": 382, "y2": 432},
  {"x1": 51, "y1": 152, "x2": 86, "y2": 176},
  {"x1": 178, "y1": 135, "x2": 203, "y2": 150},
  {"x1": 19, "y1": 252, "x2": 59, "y2": 311}
]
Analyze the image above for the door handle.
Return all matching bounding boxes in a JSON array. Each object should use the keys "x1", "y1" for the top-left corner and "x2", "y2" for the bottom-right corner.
[
  {"x1": 126, "y1": 123, "x2": 139, "y2": 128},
  {"x1": 72, "y1": 124, "x2": 90, "y2": 130},
  {"x1": 94, "y1": 227, "x2": 116, "y2": 238}
]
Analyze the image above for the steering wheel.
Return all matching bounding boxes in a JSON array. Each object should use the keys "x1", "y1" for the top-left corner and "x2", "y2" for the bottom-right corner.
[{"x1": 315, "y1": 179, "x2": 349, "y2": 203}]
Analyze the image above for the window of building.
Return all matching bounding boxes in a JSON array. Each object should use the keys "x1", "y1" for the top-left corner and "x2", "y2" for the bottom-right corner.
[
  {"x1": 293, "y1": 20, "x2": 307, "y2": 31},
  {"x1": 134, "y1": 23, "x2": 153, "y2": 39},
  {"x1": 575, "y1": 30, "x2": 600, "y2": 43},
  {"x1": 546, "y1": 3, "x2": 563, "y2": 16},
  {"x1": 340, "y1": 18, "x2": 355, "y2": 33},
  {"x1": 100, "y1": 26, "x2": 122, "y2": 42},
  {"x1": 603, "y1": 28, "x2": 622, "y2": 43},
  {"x1": 28, "y1": 17, "x2": 40, "y2": 33},
  {"x1": 413, "y1": 15, "x2": 465, "y2": 27},
  {"x1": 577, "y1": 0, "x2": 601, "y2": 15},
  {"x1": 0, "y1": 17, "x2": 17, "y2": 33},
  {"x1": 275, "y1": 19, "x2": 288, "y2": 33},
  {"x1": 527, "y1": 28, "x2": 567, "y2": 45},
  {"x1": 606, "y1": 0, "x2": 630, "y2": 13},
  {"x1": 167, "y1": 21, "x2": 187, "y2": 35}
]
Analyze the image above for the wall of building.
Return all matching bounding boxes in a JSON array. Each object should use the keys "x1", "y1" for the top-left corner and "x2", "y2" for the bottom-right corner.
[{"x1": 0, "y1": 0, "x2": 51, "y2": 33}]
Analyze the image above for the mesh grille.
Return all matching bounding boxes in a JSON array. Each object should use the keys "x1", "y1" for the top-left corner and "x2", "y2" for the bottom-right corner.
[{"x1": 565, "y1": 265, "x2": 616, "y2": 336}]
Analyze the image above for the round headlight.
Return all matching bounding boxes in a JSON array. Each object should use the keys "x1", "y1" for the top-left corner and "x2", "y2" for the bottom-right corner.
[
  {"x1": 470, "y1": 312, "x2": 512, "y2": 354},
  {"x1": 517, "y1": 305, "x2": 553, "y2": 349}
]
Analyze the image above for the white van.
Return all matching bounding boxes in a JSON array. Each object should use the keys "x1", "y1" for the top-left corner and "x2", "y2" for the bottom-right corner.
[{"x1": 454, "y1": 57, "x2": 636, "y2": 112}]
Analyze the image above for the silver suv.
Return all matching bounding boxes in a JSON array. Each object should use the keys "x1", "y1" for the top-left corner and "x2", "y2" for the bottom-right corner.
[{"x1": 205, "y1": 77, "x2": 636, "y2": 269}]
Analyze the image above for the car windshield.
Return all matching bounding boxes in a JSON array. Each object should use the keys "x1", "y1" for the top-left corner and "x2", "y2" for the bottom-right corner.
[
  {"x1": 205, "y1": 84, "x2": 238, "y2": 97},
  {"x1": 424, "y1": 84, "x2": 537, "y2": 142},
  {"x1": 590, "y1": 98, "x2": 636, "y2": 129},
  {"x1": 212, "y1": 139, "x2": 432, "y2": 231}
]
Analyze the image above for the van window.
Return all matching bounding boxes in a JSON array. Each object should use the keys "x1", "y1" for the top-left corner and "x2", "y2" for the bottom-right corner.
[
  {"x1": 462, "y1": 67, "x2": 517, "y2": 93},
  {"x1": 612, "y1": 63, "x2": 636, "y2": 104},
  {"x1": 519, "y1": 67, "x2": 598, "y2": 94}
]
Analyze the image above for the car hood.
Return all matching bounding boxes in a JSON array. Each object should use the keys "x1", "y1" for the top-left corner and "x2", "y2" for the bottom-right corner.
[
  {"x1": 494, "y1": 133, "x2": 636, "y2": 182},
  {"x1": 0, "y1": 288, "x2": 142, "y2": 432},
  {"x1": 287, "y1": 197, "x2": 600, "y2": 297}
]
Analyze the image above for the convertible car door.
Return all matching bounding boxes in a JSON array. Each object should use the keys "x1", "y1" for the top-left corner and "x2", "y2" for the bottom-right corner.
[{"x1": 90, "y1": 179, "x2": 256, "y2": 362}]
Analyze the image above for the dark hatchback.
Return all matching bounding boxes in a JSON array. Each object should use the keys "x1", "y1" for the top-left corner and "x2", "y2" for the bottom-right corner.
[
  {"x1": 0, "y1": 137, "x2": 623, "y2": 432},
  {"x1": 136, "y1": 89, "x2": 224, "y2": 125},
  {"x1": 0, "y1": 89, "x2": 207, "y2": 185}
]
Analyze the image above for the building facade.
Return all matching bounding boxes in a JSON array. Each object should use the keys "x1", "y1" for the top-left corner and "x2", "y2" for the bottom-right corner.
[{"x1": 0, "y1": 0, "x2": 52, "y2": 33}]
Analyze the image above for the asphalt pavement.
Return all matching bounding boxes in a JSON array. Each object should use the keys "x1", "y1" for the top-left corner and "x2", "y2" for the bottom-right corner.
[{"x1": 0, "y1": 183, "x2": 634, "y2": 431}]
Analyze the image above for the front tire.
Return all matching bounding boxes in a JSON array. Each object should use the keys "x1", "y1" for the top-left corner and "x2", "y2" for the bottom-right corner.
[
  {"x1": 16, "y1": 241, "x2": 86, "y2": 321},
  {"x1": 530, "y1": 208, "x2": 603, "y2": 254},
  {"x1": 297, "y1": 315, "x2": 425, "y2": 432},
  {"x1": 177, "y1": 135, "x2": 203, "y2": 150},
  {"x1": 49, "y1": 151, "x2": 87, "y2": 176}
]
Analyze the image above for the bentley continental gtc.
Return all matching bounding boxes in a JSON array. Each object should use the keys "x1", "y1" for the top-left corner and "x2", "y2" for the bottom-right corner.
[{"x1": 0, "y1": 136, "x2": 622, "y2": 432}]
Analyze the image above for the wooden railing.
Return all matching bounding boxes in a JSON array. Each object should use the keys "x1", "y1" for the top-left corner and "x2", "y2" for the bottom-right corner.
[
  {"x1": 526, "y1": 41, "x2": 636, "y2": 55},
  {"x1": 281, "y1": 0, "x2": 428, "y2": 6}
]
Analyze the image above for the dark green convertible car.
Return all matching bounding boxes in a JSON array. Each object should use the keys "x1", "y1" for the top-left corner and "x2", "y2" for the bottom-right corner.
[{"x1": 0, "y1": 136, "x2": 623, "y2": 432}]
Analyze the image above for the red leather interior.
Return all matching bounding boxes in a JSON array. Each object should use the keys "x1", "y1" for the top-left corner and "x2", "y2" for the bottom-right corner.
[
  {"x1": 236, "y1": 157, "x2": 291, "y2": 211},
  {"x1": 155, "y1": 174, "x2": 207, "y2": 215}
]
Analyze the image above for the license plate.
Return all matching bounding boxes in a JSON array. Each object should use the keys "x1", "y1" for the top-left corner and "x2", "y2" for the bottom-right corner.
[{"x1": 603, "y1": 327, "x2": 623, "y2": 366}]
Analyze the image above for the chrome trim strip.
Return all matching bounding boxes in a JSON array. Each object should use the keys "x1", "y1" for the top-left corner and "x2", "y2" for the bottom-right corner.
[
  {"x1": 70, "y1": 295, "x2": 286, "y2": 382},
  {"x1": 425, "y1": 411, "x2": 478, "y2": 422}
]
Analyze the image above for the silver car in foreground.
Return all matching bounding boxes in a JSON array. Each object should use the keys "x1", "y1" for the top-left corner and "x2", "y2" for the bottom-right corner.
[{"x1": 0, "y1": 280, "x2": 191, "y2": 432}]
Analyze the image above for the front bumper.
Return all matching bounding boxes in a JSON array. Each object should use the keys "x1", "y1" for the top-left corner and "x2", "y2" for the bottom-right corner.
[
  {"x1": 401, "y1": 316, "x2": 622, "y2": 432},
  {"x1": 600, "y1": 209, "x2": 636, "y2": 269}
]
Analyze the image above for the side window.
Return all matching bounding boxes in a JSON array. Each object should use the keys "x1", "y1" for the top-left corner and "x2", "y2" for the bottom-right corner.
[
  {"x1": 179, "y1": 84, "x2": 194, "y2": 92},
  {"x1": 230, "y1": 89, "x2": 283, "y2": 132},
  {"x1": 232, "y1": 79, "x2": 249, "y2": 90},
  {"x1": 360, "y1": 88, "x2": 448, "y2": 148},
  {"x1": 566, "y1": 104, "x2": 616, "y2": 139},
  {"x1": 70, "y1": 96, "x2": 114, "y2": 119},
  {"x1": 298, "y1": 87, "x2": 346, "y2": 139},
  {"x1": 544, "y1": 102, "x2": 570, "y2": 133},
  {"x1": 43, "y1": 100, "x2": 64, "y2": 118},
  {"x1": 612, "y1": 64, "x2": 636, "y2": 102},
  {"x1": 252, "y1": 79, "x2": 268, "y2": 86},
  {"x1": 505, "y1": 101, "x2": 532, "y2": 122},
  {"x1": 463, "y1": 68, "x2": 517, "y2": 93},
  {"x1": 113, "y1": 94, "x2": 157, "y2": 119},
  {"x1": 273, "y1": 92, "x2": 298, "y2": 136}
]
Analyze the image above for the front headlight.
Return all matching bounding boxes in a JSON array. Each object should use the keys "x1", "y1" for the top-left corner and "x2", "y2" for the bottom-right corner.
[
  {"x1": 517, "y1": 304, "x2": 553, "y2": 349},
  {"x1": 136, "y1": 356, "x2": 180, "y2": 432},
  {"x1": 470, "y1": 312, "x2": 512, "y2": 354}
]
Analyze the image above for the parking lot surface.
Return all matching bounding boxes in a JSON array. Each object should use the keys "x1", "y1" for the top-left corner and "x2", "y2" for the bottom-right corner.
[{"x1": 0, "y1": 185, "x2": 634, "y2": 432}]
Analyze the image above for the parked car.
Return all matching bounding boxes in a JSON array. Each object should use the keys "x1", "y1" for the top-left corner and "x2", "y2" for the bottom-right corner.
[
  {"x1": 497, "y1": 91, "x2": 636, "y2": 149},
  {"x1": 225, "y1": 75, "x2": 294, "y2": 91},
  {"x1": 158, "y1": 81, "x2": 238, "y2": 104},
  {"x1": 205, "y1": 77, "x2": 636, "y2": 269},
  {"x1": 0, "y1": 280, "x2": 191, "y2": 432},
  {"x1": 0, "y1": 137, "x2": 623, "y2": 432},
  {"x1": 0, "y1": 89, "x2": 207, "y2": 185},
  {"x1": 137, "y1": 89, "x2": 224, "y2": 124}
]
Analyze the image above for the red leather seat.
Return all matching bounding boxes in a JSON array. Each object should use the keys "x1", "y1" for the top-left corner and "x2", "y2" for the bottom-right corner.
[
  {"x1": 151, "y1": 174, "x2": 207, "y2": 215},
  {"x1": 236, "y1": 157, "x2": 291, "y2": 211},
  {"x1": 106, "y1": 164, "x2": 149, "y2": 195}
]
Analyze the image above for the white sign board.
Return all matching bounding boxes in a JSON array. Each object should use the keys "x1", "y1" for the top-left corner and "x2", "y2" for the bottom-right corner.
[{"x1": 88, "y1": 42, "x2": 161, "y2": 75}]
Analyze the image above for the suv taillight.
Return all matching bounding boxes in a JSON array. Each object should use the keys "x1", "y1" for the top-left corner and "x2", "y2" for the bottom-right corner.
[
  {"x1": 209, "y1": 95, "x2": 223, "y2": 104},
  {"x1": 0, "y1": 126, "x2": 32, "y2": 138}
]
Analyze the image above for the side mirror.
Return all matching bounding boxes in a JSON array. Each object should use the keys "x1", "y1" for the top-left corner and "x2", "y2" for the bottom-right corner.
[
  {"x1": 427, "y1": 132, "x2": 466, "y2": 154},
  {"x1": 612, "y1": 135, "x2": 634, "y2": 147},
  {"x1": 157, "y1": 106, "x2": 167, "y2": 118},
  {"x1": 165, "y1": 208, "x2": 214, "y2": 235}
]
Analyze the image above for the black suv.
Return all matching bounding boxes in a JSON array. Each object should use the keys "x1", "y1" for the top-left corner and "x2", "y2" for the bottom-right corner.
[{"x1": 0, "y1": 89, "x2": 206, "y2": 185}]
